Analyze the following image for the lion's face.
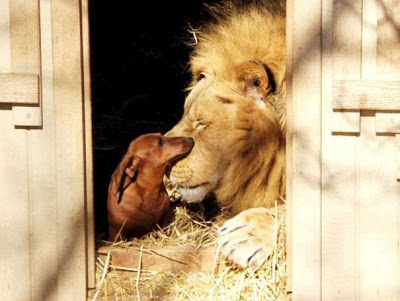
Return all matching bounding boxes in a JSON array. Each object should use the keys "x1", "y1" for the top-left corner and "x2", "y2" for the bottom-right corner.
[{"x1": 166, "y1": 61, "x2": 284, "y2": 204}]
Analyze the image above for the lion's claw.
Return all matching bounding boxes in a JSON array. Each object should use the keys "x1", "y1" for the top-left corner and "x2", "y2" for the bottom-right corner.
[{"x1": 218, "y1": 207, "x2": 276, "y2": 268}]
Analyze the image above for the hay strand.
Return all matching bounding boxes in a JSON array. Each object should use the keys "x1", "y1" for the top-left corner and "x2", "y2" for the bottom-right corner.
[
  {"x1": 91, "y1": 203, "x2": 289, "y2": 301},
  {"x1": 135, "y1": 245, "x2": 143, "y2": 301},
  {"x1": 92, "y1": 250, "x2": 111, "y2": 301}
]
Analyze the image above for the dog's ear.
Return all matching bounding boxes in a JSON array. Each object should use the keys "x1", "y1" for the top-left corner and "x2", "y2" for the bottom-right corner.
[
  {"x1": 110, "y1": 155, "x2": 142, "y2": 201},
  {"x1": 125, "y1": 156, "x2": 141, "y2": 179}
]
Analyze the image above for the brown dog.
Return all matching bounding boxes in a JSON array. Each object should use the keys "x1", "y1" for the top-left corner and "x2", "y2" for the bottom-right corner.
[{"x1": 107, "y1": 133, "x2": 194, "y2": 241}]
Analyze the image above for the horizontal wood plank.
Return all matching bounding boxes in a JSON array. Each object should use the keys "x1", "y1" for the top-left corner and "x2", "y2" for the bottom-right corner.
[
  {"x1": 0, "y1": 73, "x2": 39, "y2": 104},
  {"x1": 376, "y1": 113, "x2": 400, "y2": 134},
  {"x1": 98, "y1": 246, "x2": 228, "y2": 274},
  {"x1": 333, "y1": 80, "x2": 400, "y2": 110}
]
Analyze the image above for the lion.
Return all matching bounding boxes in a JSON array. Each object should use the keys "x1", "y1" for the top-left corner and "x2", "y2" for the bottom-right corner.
[{"x1": 166, "y1": 0, "x2": 286, "y2": 268}]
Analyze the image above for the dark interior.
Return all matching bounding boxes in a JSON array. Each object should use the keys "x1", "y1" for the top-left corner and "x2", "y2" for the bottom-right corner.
[{"x1": 89, "y1": 1, "x2": 217, "y2": 237}]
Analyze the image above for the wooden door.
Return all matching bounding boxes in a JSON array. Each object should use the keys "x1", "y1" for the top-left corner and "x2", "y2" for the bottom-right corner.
[
  {"x1": 321, "y1": 0, "x2": 400, "y2": 300},
  {"x1": 289, "y1": 0, "x2": 400, "y2": 300},
  {"x1": 0, "y1": 0, "x2": 94, "y2": 300}
]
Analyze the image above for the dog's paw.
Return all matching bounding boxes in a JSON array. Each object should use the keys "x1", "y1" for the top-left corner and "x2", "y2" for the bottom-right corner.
[{"x1": 218, "y1": 207, "x2": 276, "y2": 268}]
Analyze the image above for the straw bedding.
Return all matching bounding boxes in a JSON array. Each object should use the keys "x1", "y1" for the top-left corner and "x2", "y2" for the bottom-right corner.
[{"x1": 90, "y1": 201, "x2": 289, "y2": 301}]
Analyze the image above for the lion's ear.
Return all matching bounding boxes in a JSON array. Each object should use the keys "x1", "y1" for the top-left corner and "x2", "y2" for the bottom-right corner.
[{"x1": 239, "y1": 61, "x2": 276, "y2": 99}]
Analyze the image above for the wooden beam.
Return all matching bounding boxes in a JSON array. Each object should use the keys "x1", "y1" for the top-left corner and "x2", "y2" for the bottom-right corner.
[
  {"x1": 333, "y1": 80, "x2": 400, "y2": 110},
  {"x1": 0, "y1": 73, "x2": 39, "y2": 104},
  {"x1": 98, "y1": 246, "x2": 228, "y2": 275}
]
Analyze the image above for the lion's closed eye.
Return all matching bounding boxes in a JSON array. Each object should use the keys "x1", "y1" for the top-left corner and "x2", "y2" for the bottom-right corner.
[{"x1": 193, "y1": 120, "x2": 208, "y2": 130}]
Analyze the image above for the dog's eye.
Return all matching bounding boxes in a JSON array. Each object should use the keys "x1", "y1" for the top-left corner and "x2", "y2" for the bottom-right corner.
[{"x1": 158, "y1": 138, "x2": 165, "y2": 147}]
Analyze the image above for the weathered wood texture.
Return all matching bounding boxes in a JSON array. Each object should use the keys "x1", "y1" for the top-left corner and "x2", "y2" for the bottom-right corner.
[
  {"x1": 99, "y1": 246, "x2": 229, "y2": 275},
  {"x1": 288, "y1": 0, "x2": 322, "y2": 300},
  {"x1": 290, "y1": 0, "x2": 400, "y2": 300},
  {"x1": 333, "y1": 80, "x2": 400, "y2": 110},
  {"x1": 81, "y1": 0, "x2": 96, "y2": 290},
  {"x1": 0, "y1": 0, "x2": 93, "y2": 300},
  {"x1": 0, "y1": 73, "x2": 39, "y2": 104}
]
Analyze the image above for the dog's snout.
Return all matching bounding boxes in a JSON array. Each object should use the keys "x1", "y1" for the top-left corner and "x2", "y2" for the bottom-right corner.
[{"x1": 184, "y1": 137, "x2": 195, "y2": 147}]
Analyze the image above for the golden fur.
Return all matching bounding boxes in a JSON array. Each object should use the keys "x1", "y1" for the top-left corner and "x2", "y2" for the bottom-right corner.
[{"x1": 167, "y1": 1, "x2": 286, "y2": 216}]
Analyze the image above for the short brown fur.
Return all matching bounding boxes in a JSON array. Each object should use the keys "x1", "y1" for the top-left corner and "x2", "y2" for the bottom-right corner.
[{"x1": 107, "y1": 133, "x2": 194, "y2": 241}]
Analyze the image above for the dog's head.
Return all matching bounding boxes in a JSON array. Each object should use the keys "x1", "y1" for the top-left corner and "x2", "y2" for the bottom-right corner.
[{"x1": 110, "y1": 133, "x2": 194, "y2": 199}]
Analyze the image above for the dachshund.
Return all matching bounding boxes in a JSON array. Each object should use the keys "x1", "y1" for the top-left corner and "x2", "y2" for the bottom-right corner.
[{"x1": 107, "y1": 133, "x2": 194, "y2": 241}]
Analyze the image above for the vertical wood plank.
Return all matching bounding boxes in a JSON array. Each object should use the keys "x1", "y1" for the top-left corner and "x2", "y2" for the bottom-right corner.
[
  {"x1": 9, "y1": 0, "x2": 42, "y2": 127},
  {"x1": 286, "y1": 0, "x2": 294, "y2": 292},
  {"x1": 28, "y1": 0, "x2": 59, "y2": 300},
  {"x1": 10, "y1": 0, "x2": 47, "y2": 299},
  {"x1": 291, "y1": 0, "x2": 322, "y2": 300},
  {"x1": 360, "y1": 1, "x2": 400, "y2": 300},
  {"x1": 9, "y1": 0, "x2": 40, "y2": 74},
  {"x1": 321, "y1": 0, "x2": 360, "y2": 299},
  {"x1": 377, "y1": 0, "x2": 400, "y2": 79},
  {"x1": 0, "y1": 0, "x2": 31, "y2": 300},
  {"x1": 362, "y1": 0, "x2": 377, "y2": 78},
  {"x1": 81, "y1": 0, "x2": 96, "y2": 289},
  {"x1": 396, "y1": 134, "x2": 400, "y2": 181},
  {"x1": 0, "y1": 0, "x2": 11, "y2": 72},
  {"x1": 357, "y1": 114, "x2": 398, "y2": 301},
  {"x1": 332, "y1": 0, "x2": 362, "y2": 79},
  {"x1": 369, "y1": 1, "x2": 400, "y2": 300},
  {"x1": 51, "y1": 0, "x2": 87, "y2": 299},
  {"x1": 329, "y1": 0, "x2": 363, "y2": 134}
]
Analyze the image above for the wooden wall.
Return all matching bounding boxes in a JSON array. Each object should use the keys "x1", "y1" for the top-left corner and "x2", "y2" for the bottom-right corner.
[
  {"x1": 0, "y1": 0, "x2": 93, "y2": 300},
  {"x1": 288, "y1": 0, "x2": 400, "y2": 300}
]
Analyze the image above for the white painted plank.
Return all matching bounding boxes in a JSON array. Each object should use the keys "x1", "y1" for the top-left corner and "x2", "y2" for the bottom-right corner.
[
  {"x1": 329, "y1": 0, "x2": 363, "y2": 134},
  {"x1": 376, "y1": 3, "x2": 400, "y2": 299},
  {"x1": 0, "y1": 115, "x2": 31, "y2": 301},
  {"x1": 28, "y1": 0, "x2": 59, "y2": 300},
  {"x1": 0, "y1": 0, "x2": 11, "y2": 72},
  {"x1": 321, "y1": 0, "x2": 359, "y2": 299},
  {"x1": 10, "y1": 0, "x2": 41, "y2": 128},
  {"x1": 362, "y1": 0, "x2": 377, "y2": 79},
  {"x1": 396, "y1": 135, "x2": 400, "y2": 181},
  {"x1": 331, "y1": 111, "x2": 360, "y2": 134},
  {"x1": 377, "y1": 0, "x2": 400, "y2": 79},
  {"x1": 291, "y1": 0, "x2": 322, "y2": 300},
  {"x1": 332, "y1": 0, "x2": 362, "y2": 80},
  {"x1": 357, "y1": 114, "x2": 398, "y2": 301},
  {"x1": 0, "y1": 1, "x2": 31, "y2": 300},
  {"x1": 51, "y1": 0, "x2": 87, "y2": 299}
]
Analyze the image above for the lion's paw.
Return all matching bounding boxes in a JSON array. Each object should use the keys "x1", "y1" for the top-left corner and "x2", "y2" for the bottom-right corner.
[{"x1": 218, "y1": 207, "x2": 276, "y2": 268}]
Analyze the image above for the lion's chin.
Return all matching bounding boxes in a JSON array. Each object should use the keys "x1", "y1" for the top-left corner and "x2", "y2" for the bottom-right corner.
[{"x1": 178, "y1": 185, "x2": 210, "y2": 203}]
